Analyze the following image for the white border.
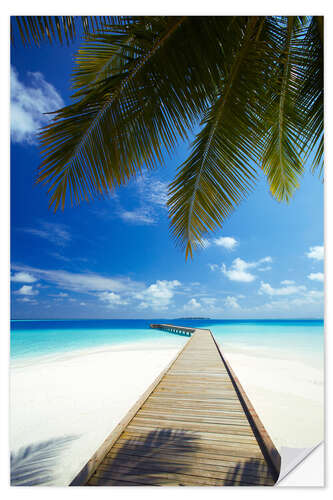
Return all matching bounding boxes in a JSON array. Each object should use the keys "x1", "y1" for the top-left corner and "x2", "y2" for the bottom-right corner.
[{"x1": 2, "y1": 2, "x2": 331, "y2": 498}]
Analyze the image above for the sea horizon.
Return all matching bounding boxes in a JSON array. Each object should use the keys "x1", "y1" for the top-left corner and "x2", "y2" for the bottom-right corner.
[
  {"x1": 11, "y1": 318, "x2": 324, "y2": 364},
  {"x1": 11, "y1": 317, "x2": 324, "y2": 321}
]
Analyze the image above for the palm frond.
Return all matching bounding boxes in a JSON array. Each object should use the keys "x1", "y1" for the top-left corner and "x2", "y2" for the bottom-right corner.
[
  {"x1": 37, "y1": 17, "x2": 233, "y2": 211},
  {"x1": 168, "y1": 17, "x2": 270, "y2": 258},
  {"x1": 30, "y1": 15, "x2": 323, "y2": 257},
  {"x1": 297, "y1": 16, "x2": 324, "y2": 176},
  {"x1": 260, "y1": 17, "x2": 308, "y2": 202},
  {"x1": 11, "y1": 16, "x2": 124, "y2": 46}
]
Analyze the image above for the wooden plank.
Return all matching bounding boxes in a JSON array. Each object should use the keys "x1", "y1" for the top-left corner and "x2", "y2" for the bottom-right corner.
[
  {"x1": 143, "y1": 400, "x2": 245, "y2": 411},
  {"x1": 91, "y1": 465, "x2": 275, "y2": 486},
  {"x1": 119, "y1": 430, "x2": 262, "y2": 451},
  {"x1": 116, "y1": 433, "x2": 267, "y2": 459},
  {"x1": 125, "y1": 425, "x2": 260, "y2": 446},
  {"x1": 103, "y1": 451, "x2": 272, "y2": 479},
  {"x1": 97, "y1": 459, "x2": 274, "y2": 483},
  {"x1": 69, "y1": 335, "x2": 195, "y2": 485},
  {"x1": 107, "y1": 444, "x2": 269, "y2": 467},
  {"x1": 131, "y1": 417, "x2": 256, "y2": 436},
  {"x1": 147, "y1": 395, "x2": 242, "y2": 403},
  {"x1": 137, "y1": 409, "x2": 253, "y2": 425},
  {"x1": 71, "y1": 325, "x2": 280, "y2": 487},
  {"x1": 211, "y1": 335, "x2": 282, "y2": 479}
]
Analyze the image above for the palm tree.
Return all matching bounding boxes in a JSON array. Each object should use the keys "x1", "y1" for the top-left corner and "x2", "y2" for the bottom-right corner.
[
  {"x1": 11, "y1": 16, "x2": 121, "y2": 46},
  {"x1": 12, "y1": 16, "x2": 323, "y2": 258}
]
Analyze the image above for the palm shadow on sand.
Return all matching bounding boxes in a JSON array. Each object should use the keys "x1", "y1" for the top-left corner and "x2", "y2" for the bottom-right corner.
[{"x1": 11, "y1": 435, "x2": 78, "y2": 486}]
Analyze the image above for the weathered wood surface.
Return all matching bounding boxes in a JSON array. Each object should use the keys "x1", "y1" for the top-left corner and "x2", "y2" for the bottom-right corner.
[{"x1": 73, "y1": 326, "x2": 280, "y2": 486}]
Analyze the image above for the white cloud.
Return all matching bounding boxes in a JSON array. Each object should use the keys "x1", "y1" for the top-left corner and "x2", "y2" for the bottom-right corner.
[
  {"x1": 257, "y1": 257, "x2": 272, "y2": 265},
  {"x1": 17, "y1": 297, "x2": 37, "y2": 304},
  {"x1": 306, "y1": 245, "x2": 324, "y2": 261},
  {"x1": 12, "y1": 265, "x2": 142, "y2": 294},
  {"x1": 120, "y1": 209, "x2": 156, "y2": 225},
  {"x1": 134, "y1": 176, "x2": 169, "y2": 209},
  {"x1": 259, "y1": 281, "x2": 306, "y2": 296},
  {"x1": 258, "y1": 266, "x2": 272, "y2": 272},
  {"x1": 201, "y1": 297, "x2": 217, "y2": 306},
  {"x1": 80, "y1": 302, "x2": 87, "y2": 306},
  {"x1": 99, "y1": 291, "x2": 128, "y2": 308},
  {"x1": 11, "y1": 271, "x2": 37, "y2": 283},
  {"x1": 136, "y1": 280, "x2": 181, "y2": 310},
  {"x1": 208, "y1": 264, "x2": 219, "y2": 271},
  {"x1": 22, "y1": 222, "x2": 71, "y2": 247},
  {"x1": 225, "y1": 296, "x2": 241, "y2": 309},
  {"x1": 147, "y1": 181, "x2": 169, "y2": 208},
  {"x1": 281, "y1": 280, "x2": 295, "y2": 285},
  {"x1": 137, "y1": 302, "x2": 149, "y2": 310},
  {"x1": 15, "y1": 285, "x2": 38, "y2": 296},
  {"x1": 49, "y1": 252, "x2": 71, "y2": 262},
  {"x1": 115, "y1": 177, "x2": 169, "y2": 227},
  {"x1": 222, "y1": 260, "x2": 255, "y2": 282},
  {"x1": 213, "y1": 237, "x2": 238, "y2": 250},
  {"x1": 265, "y1": 290, "x2": 324, "y2": 310},
  {"x1": 11, "y1": 67, "x2": 64, "y2": 144},
  {"x1": 183, "y1": 298, "x2": 201, "y2": 311},
  {"x1": 49, "y1": 292, "x2": 68, "y2": 298},
  {"x1": 307, "y1": 272, "x2": 324, "y2": 282},
  {"x1": 306, "y1": 290, "x2": 324, "y2": 300},
  {"x1": 221, "y1": 257, "x2": 272, "y2": 282}
]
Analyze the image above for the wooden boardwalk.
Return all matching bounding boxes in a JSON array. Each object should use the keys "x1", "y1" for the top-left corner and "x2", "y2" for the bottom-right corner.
[{"x1": 71, "y1": 326, "x2": 280, "y2": 486}]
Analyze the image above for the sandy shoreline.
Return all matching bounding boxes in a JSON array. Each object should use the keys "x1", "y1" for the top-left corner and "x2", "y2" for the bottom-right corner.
[
  {"x1": 10, "y1": 345, "x2": 183, "y2": 485},
  {"x1": 10, "y1": 340, "x2": 324, "y2": 485},
  {"x1": 219, "y1": 346, "x2": 324, "y2": 450}
]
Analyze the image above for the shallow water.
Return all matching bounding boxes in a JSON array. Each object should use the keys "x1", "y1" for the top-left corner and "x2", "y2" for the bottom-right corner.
[{"x1": 11, "y1": 318, "x2": 324, "y2": 368}]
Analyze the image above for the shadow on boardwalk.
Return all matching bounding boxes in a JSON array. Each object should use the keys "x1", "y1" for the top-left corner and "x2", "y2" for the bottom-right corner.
[
  {"x1": 88, "y1": 428, "x2": 200, "y2": 485},
  {"x1": 88, "y1": 429, "x2": 276, "y2": 486},
  {"x1": 223, "y1": 458, "x2": 276, "y2": 486},
  {"x1": 11, "y1": 435, "x2": 78, "y2": 486}
]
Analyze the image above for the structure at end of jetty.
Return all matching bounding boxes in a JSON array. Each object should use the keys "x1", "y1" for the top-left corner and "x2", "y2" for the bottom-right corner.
[{"x1": 150, "y1": 323, "x2": 194, "y2": 337}]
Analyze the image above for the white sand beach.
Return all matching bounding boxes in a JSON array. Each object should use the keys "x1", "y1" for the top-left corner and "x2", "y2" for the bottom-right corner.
[
  {"x1": 10, "y1": 339, "x2": 324, "y2": 486},
  {"x1": 220, "y1": 347, "x2": 324, "y2": 451},
  {"x1": 10, "y1": 344, "x2": 184, "y2": 486}
]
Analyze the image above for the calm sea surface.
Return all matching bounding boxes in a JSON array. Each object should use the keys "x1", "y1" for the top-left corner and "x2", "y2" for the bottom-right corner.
[{"x1": 10, "y1": 319, "x2": 324, "y2": 367}]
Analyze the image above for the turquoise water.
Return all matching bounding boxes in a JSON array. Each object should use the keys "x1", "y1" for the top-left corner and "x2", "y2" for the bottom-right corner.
[
  {"x1": 10, "y1": 319, "x2": 324, "y2": 366},
  {"x1": 203, "y1": 320, "x2": 324, "y2": 362},
  {"x1": 203, "y1": 320, "x2": 324, "y2": 370},
  {"x1": 10, "y1": 319, "x2": 185, "y2": 360}
]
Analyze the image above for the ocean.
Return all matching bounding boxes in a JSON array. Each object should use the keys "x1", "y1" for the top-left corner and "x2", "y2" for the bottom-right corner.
[{"x1": 10, "y1": 318, "x2": 324, "y2": 367}]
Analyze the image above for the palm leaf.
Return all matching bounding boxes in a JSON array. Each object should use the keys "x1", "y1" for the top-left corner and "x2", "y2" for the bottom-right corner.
[
  {"x1": 297, "y1": 16, "x2": 323, "y2": 176},
  {"x1": 11, "y1": 16, "x2": 123, "y2": 46},
  {"x1": 36, "y1": 17, "x2": 235, "y2": 211},
  {"x1": 260, "y1": 16, "x2": 308, "y2": 202},
  {"x1": 168, "y1": 17, "x2": 270, "y2": 258},
  {"x1": 30, "y1": 16, "x2": 323, "y2": 257}
]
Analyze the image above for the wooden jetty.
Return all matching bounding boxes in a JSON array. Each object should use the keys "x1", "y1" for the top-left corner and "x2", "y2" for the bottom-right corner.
[
  {"x1": 71, "y1": 325, "x2": 280, "y2": 486},
  {"x1": 150, "y1": 323, "x2": 194, "y2": 336}
]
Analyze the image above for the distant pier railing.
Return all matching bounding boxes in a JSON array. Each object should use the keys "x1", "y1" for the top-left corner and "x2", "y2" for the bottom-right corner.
[{"x1": 150, "y1": 323, "x2": 195, "y2": 337}]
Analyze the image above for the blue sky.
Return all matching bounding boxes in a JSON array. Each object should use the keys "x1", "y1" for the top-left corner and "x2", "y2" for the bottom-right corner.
[{"x1": 10, "y1": 27, "x2": 324, "y2": 320}]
